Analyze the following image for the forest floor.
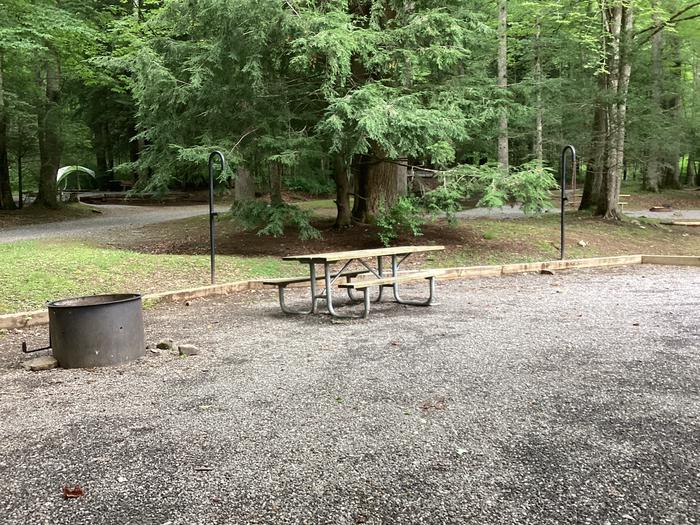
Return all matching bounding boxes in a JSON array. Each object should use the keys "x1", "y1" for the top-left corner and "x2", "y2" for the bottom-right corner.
[
  {"x1": 102, "y1": 208, "x2": 700, "y2": 263},
  {"x1": 0, "y1": 203, "x2": 96, "y2": 228}
]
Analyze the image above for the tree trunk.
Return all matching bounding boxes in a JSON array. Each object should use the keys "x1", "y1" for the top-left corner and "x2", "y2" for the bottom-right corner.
[
  {"x1": 645, "y1": 3, "x2": 662, "y2": 192},
  {"x1": 497, "y1": 0, "x2": 509, "y2": 172},
  {"x1": 396, "y1": 158, "x2": 408, "y2": 197},
  {"x1": 35, "y1": 54, "x2": 62, "y2": 208},
  {"x1": 0, "y1": 51, "x2": 15, "y2": 210},
  {"x1": 597, "y1": 4, "x2": 632, "y2": 220},
  {"x1": 269, "y1": 161, "x2": 283, "y2": 205},
  {"x1": 580, "y1": 102, "x2": 606, "y2": 210},
  {"x1": 133, "y1": 0, "x2": 144, "y2": 21},
  {"x1": 333, "y1": 154, "x2": 352, "y2": 229},
  {"x1": 351, "y1": 155, "x2": 369, "y2": 222},
  {"x1": 352, "y1": 145, "x2": 405, "y2": 223},
  {"x1": 105, "y1": 122, "x2": 114, "y2": 174},
  {"x1": 687, "y1": 153, "x2": 697, "y2": 186},
  {"x1": 661, "y1": 35, "x2": 682, "y2": 189},
  {"x1": 234, "y1": 166, "x2": 255, "y2": 202},
  {"x1": 534, "y1": 18, "x2": 543, "y2": 165},
  {"x1": 94, "y1": 123, "x2": 108, "y2": 187}
]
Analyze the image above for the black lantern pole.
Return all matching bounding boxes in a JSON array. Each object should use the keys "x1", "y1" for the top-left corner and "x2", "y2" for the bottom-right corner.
[
  {"x1": 208, "y1": 151, "x2": 226, "y2": 284},
  {"x1": 559, "y1": 145, "x2": 576, "y2": 260}
]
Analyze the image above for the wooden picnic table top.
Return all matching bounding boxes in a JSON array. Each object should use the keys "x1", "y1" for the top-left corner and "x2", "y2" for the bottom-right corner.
[{"x1": 282, "y1": 245, "x2": 445, "y2": 263}]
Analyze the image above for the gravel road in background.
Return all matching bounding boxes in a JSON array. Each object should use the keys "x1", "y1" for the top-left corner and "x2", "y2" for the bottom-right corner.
[
  {"x1": 0, "y1": 265, "x2": 698, "y2": 524},
  {"x1": 0, "y1": 204, "x2": 227, "y2": 244}
]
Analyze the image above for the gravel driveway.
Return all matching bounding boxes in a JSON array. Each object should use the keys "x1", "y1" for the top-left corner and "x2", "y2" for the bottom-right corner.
[
  {"x1": 626, "y1": 209, "x2": 700, "y2": 221},
  {"x1": 0, "y1": 265, "x2": 698, "y2": 524},
  {"x1": 0, "y1": 204, "x2": 227, "y2": 244},
  {"x1": 455, "y1": 205, "x2": 700, "y2": 221}
]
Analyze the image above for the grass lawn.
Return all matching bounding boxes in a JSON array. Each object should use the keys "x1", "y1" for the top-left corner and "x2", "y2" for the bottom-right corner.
[
  {"x1": 0, "y1": 240, "x2": 299, "y2": 314},
  {"x1": 2, "y1": 211, "x2": 698, "y2": 315}
]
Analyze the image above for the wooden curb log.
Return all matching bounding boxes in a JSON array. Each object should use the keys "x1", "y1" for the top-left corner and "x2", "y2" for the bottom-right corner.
[{"x1": 1, "y1": 254, "x2": 698, "y2": 330}]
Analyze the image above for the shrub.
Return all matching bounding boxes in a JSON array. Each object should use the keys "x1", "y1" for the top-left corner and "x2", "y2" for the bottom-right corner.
[
  {"x1": 376, "y1": 197, "x2": 425, "y2": 247},
  {"x1": 231, "y1": 201, "x2": 322, "y2": 241}
]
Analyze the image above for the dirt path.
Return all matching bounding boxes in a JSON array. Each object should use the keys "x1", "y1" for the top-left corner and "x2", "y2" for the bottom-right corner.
[{"x1": 0, "y1": 203, "x2": 228, "y2": 244}]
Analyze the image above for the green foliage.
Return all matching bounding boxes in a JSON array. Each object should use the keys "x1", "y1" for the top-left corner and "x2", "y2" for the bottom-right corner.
[
  {"x1": 284, "y1": 174, "x2": 335, "y2": 196},
  {"x1": 425, "y1": 161, "x2": 557, "y2": 222},
  {"x1": 473, "y1": 161, "x2": 557, "y2": 213},
  {"x1": 376, "y1": 197, "x2": 425, "y2": 247},
  {"x1": 3, "y1": 0, "x2": 700, "y2": 219},
  {"x1": 231, "y1": 201, "x2": 321, "y2": 241}
]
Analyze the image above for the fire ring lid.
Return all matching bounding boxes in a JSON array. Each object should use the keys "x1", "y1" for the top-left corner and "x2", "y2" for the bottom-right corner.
[{"x1": 48, "y1": 293, "x2": 142, "y2": 309}]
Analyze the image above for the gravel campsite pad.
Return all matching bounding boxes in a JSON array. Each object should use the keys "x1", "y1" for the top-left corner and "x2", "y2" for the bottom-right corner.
[{"x1": 0, "y1": 265, "x2": 698, "y2": 524}]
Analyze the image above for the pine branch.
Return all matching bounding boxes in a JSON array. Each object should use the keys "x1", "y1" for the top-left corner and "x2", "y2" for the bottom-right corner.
[{"x1": 635, "y1": 1, "x2": 700, "y2": 44}]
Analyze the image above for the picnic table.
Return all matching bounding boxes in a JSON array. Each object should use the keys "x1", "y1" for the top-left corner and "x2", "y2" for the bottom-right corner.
[{"x1": 263, "y1": 245, "x2": 444, "y2": 319}]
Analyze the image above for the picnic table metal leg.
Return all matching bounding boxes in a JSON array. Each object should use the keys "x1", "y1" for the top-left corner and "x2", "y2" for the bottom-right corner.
[
  {"x1": 343, "y1": 258, "x2": 383, "y2": 304},
  {"x1": 324, "y1": 261, "x2": 370, "y2": 319},
  {"x1": 375, "y1": 257, "x2": 385, "y2": 302},
  {"x1": 277, "y1": 285, "x2": 314, "y2": 315},
  {"x1": 391, "y1": 276, "x2": 436, "y2": 306},
  {"x1": 390, "y1": 254, "x2": 437, "y2": 306},
  {"x1": 310, "y1": 263, "x2": 320, "y2": 314}
]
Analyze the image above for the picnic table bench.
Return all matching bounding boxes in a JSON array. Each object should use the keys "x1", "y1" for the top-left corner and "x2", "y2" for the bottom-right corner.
[{"x1": 263, "y1": 245, "x2": 444, "y2": 319}]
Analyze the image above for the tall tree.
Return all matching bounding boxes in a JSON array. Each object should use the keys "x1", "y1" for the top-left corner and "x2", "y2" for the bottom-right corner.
[
  {"x1": 0, "y1": 50, "x2": 14, "y2": 209},
  {"x1": 597, "y1": 3, "x2": 634, "y2": 219},
  {"x1": 497, "y1": 0, "x2": 509, "y2": 171},
  {"x1": 580, "y1": 1, "x2": 635, "y2": 219},
  {"x1": 35, "y1": 51, "x2": 62, "y2": 208}
]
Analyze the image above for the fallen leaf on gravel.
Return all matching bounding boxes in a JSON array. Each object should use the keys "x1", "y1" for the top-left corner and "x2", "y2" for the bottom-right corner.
[
  {"x1": 212, "y1": 496, "x2": 221, "y2": 503},
  {"x1": 63, "y1": 485, "x2": 85, "y2": 499},
  {"x1": 420, "y1": 397, "x2": 447, "y2": 411}
]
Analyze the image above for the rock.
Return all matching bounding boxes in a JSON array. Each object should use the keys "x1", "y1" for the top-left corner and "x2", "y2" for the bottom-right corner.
[
  {"x1": 577, "y1": 240, "x2": 588, "y2": 247},
  {"x1": 630, "y1": 219, "x2": 641, "y2": 226},
  {"x1": 23, "y1": 356, "x2": 58, "y2": 371},
  {"x1": 156, "y1": 339, "x2": 176, "y2": 350},
  {"x1": 178, "y1": 344, "x2": 200, "y2": 356}
]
